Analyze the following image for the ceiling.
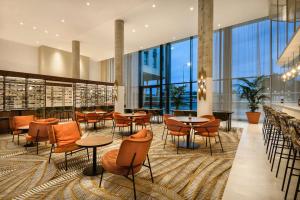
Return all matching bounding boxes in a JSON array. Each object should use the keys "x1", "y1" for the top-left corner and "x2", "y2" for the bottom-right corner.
[{"x1": 0, "y1": 0, "x2": 269, "y2": 61}]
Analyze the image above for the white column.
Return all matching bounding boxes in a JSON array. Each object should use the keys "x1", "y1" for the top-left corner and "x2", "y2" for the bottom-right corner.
[
  {"x1": 114, "y1": 19, "x2": 125, "y2": 113},
  {"x1": 197, "y1": 0, "x2": 213, "y2": 116}
]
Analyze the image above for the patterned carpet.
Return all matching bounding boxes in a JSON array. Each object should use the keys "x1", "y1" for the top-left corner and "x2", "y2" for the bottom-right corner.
[{"x1": 0, "y1": 122, "x2": 242, "y2": 200}]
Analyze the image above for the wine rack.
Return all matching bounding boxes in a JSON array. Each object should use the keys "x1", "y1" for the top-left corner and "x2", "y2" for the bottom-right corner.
[{"x1": 5, "y1": 77, "x2": 26, "y2": 110}]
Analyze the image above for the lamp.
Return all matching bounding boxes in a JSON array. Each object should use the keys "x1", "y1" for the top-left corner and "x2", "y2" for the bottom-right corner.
[{"x1": 198, "y1": 68, "x2": 206, "y2": 100}]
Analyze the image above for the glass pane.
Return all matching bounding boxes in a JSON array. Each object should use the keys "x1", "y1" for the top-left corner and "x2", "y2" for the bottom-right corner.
[
  {"x1": 141, "y1": 47, "x2": 161, "y2": 86},
  {"x1": 170, "y1": 40, "x2": 191, "y2": 83}
]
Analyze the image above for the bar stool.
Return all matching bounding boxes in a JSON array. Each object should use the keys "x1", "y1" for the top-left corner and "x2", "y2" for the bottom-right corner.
[{"x1": 284, "y1": 119, "x2": 300, "y2": 200}]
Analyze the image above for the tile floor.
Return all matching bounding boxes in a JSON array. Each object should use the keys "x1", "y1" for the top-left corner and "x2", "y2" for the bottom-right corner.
[{"x1": 223, "y1": 121, "x2": 297, "y2": 200}]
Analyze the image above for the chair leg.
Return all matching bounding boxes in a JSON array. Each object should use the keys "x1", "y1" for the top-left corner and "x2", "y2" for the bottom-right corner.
[
  {"x1": 294, "y1": 172, "x2": 300, "y2": 200},
  {"x1": 162, "y1": 127, "x2": 165, "y2": 140},
  {"x1": 99, "y1": 169, "x2": 104, "y2": 187},
  {"x1": 276, "y1": 137, "x2": 285, "y2": 177},
  {"x1": 208, "y1": 137, "x2": 212, "y2": 156},
  {"x1": 17, "y1": 134, "x2": 20, "y2": 145},
  {"x1": 147, "y1": 154, "x2": 154, "y2": 183},
  {"x1": 36, "y1": 142, "x2": 39, "y2": 155},
  {"x1": 282, "y1": 143, "x2": 293, "y2": 191},
  {"x1": 48, "y1": 144, "x2": 53, "y2": 163},
  {"x1": 285, "y1": 149, "x2": 297, "y2": 200},
  {"x1": 177, "y1": 136, "x2": 179, "y2": 154},
  {"x1": 87, "y1": 148, "x2": 90, "y2": 161},
  {"x1": 205, "y1": 137, "x2": 207, "y2": 147},
  {"x1": 217, "y1": 133, "x2": 224, "y2": 152},
  {"x1": 65, "y1": 152, "x2": 68, "y2": 171},
  {"x1": 164, "y1": 133, "x2": 168, "y2": 149},
  {"x1": 131, "y1": 168, "x2": 137, "y2": 200},
  {"x1": 12, "y1": 134, "x2": 14, "y2": 142}
]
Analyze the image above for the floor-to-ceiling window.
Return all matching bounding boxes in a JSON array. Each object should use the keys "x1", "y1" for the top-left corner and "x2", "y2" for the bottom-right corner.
[{"x1": 138, "y1": 18, "x2": 300, "y2": 120}]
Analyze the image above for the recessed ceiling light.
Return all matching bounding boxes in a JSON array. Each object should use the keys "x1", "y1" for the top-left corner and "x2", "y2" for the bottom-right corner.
[
  {"x1": 44, "y1": 30, "x2": 48, "y2": 34},
  {"x1": 190, "y1": 7, "x2": 194, "y2": 11},
  {"x1": 152, "y1": 4, "x2": 156, "y2": 8},
  {"x1": 86, "y1": 2, "x2": 90, "y2": 6},
  {"x1": 144, "y1": 24, "x2": 149, "y2": 28},
  {"x1": 19, "y1": 22, "x2": 24, "y2": 26},
  {"x1": 218, "y1": 24, "x2": 221, "y2": 27},
  {"x1": 132, "y1": 29, "x2": 136, "y2": 33},
  {"x1": 55, "y1": 33, "x2": 60, "y2": 37},
  {"x1": 33, "y1": 26, "x2": 37, "y2": 30},
  {"x1": 36, "y1": 41, "x2": 40, "y2": 44},
  {"x1": 60, "y1": 19, "x2": 65, "y2": 23}
]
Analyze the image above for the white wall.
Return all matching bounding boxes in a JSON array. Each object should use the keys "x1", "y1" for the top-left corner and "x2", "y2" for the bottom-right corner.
[
  {"x1": 0, "y1": 38, "x2": 38, "y2": 73},
  {"x1": 89, "y1": 59, "x2": 100, "y2": 81}
]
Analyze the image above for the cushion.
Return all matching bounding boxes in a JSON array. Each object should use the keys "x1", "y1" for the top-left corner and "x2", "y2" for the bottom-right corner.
[
  {"x1": 53, "y1": 122, "x2": 81, "y2": 147},
  {"x1": 131, "y1": 129, "x2": 147, "y2": 139},
  {"x1": 101, "y1": 149, "x2": 141, "y2": 175}
]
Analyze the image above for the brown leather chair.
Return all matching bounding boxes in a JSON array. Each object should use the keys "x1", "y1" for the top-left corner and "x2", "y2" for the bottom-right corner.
[
  {"x1": 193, "y1": 119, "x2": 223, "y2": 155},
  {"x1": 162, "y1": 114, "x2": 173, "y2": 140},
  {"x1": 164, "y1": 118, "x2": 191, "y2": 154},
  {"x1": 48, "y1": 121, "x2": 89, "y2": 170},
  {"x1": 134, "y1": 113, "x2": 152, "y2": 131},
  {"x1": 99, "y1": 129, "x2": 154, "y2": 200},
  {"x1": 112, "y1": 113, "x2": 132, "y2": 137},
  {"x1": 26, "y1": 118, "x2": 59, "y2": 154},
  {"x1": 11, "y1": 115, "x2": 35, "y2": 145}
]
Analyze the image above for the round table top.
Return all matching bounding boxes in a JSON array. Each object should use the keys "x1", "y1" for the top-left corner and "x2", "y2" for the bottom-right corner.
[
  {"x1": 121, "y1": 113, "x2": 146, "y2": 118},
  {"x1": 169, "y1": 116, "x2": 209, "y2": 123},
  {"x1": 76, "y1": 135, "x2": 113, "y2": 148}
]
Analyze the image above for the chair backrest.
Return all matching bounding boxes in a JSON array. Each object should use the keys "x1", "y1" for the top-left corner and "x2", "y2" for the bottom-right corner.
[
  {"x1": 163, "y1": 114, "x2": 173, "y2": 124},
  {"x1": 28, "y1": 119, "x2": 59, "y2": 139},
  {"x1": 193, "y1": 119, "x2": 221, "y2": 133},
  {"x1": 116, "y1": 129, "x2": 153, "y2": 168},
  {"x1": 113, "y1": 113, "x2": 130, "y2": 124},
  {"x1": 103, "y1": 111, "x2": 114, "y2": 119},
  {"x1": 75, "y1": 112, "x2": 85, "y2": 121},
  {"x1": 289, "y1": 119, "x2": 300, "y2": 146},
  {"x1": 200, "y1": 115, "x2": 215, "y2": 121},
  {"x1": 12, "y1": 115, "x2": 35, "y2": 130},
  {"x1": 165, "y1": 118, "x2": 190, "y2": 133},
  {"x1": 85, "y1": 112, "x2": 99, "y2": 120},
  {"x1": 49, "y1": 121, "x2": 81, "y2": 146},
  {"x1": 135, "y1": 111, "x2": 146, "y2": 114}
]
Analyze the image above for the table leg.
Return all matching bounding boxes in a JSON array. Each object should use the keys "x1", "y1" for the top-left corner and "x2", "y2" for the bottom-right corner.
[
  {"x1": 92, "y1": 147, "x2": 97, "y2": 174},
  {"x1": 177, "y1": 130, "x2": 200, "y2": 149},
  {"x1": 229, "y1": 114, "x2": 232, "y2": 131},
  {"x1": 130, "y1": 121, "x2": 133, "y2": 135},
  {"x1": 83, "y1": 147, "x2": 102, "y2": 176}
]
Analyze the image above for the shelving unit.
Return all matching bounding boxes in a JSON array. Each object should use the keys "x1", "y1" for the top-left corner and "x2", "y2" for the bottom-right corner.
[
  {"x1": 97, "y1": 85, "x2": 106, "y2": 106},
  {"x1": 75, "y1": 83, "x2": 87, "y2": 108},
  {"x1": 5, "y1": 77, "x2": 26, "y2": 110},
  {"x1": 27, "y1": 79, "x2": 45, "y2": 109}
]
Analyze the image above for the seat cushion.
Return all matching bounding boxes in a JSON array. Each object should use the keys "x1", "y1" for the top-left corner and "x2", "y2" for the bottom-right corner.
[
  {"x1": 101, "y1": 149, "x2": 141, "y2": 175},
  {"x1": 131, "y1": 129, "x2": 147, "y2": 139},
  {"x1": 195, "y1": 131, "x2": 218, "y2": 137},
  {"x1": 54, "y1": 143, "x2": 81, "y2": 153}
]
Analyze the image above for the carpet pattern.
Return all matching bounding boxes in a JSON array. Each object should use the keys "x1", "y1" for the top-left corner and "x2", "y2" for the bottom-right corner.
[{"x1": 0, "y1": 122, "x2": 242, "y2": 200}]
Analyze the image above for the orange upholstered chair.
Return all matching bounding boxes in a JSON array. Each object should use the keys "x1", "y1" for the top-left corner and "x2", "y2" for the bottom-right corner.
[
  {"x1": 193, "y1": 119, "x2": 223, "y2": 155},
  {"x1": 48, "y1": 121, "x2": 89, "y2": 170},
  {"x1": 99, "y1": 129, "x2": 153, "y2": 200},
  {"x1": 134, "y1": 113, "x2": 152, "y2": 131},
  {"x1": 75, "y1": 111, "x2": 86, "y2": 124},
  {"x1": 85, "y1": 113, "x2": 100, "y2": 129},
  {"x1": 162, "y1": 114, "x2": 173, "y2": 140},
  {"x1": 11, "y1": 115, "x2": 35, "y2": 145},
  {"x1": 164, "y1": 118, "x2": 191, "y2": 154},
  {"x1": 26, "y1": 118, "x2": 59, "y2": 154},
  {"x1": 112, "y1": 112, "x2": 132, "y2": 137}
]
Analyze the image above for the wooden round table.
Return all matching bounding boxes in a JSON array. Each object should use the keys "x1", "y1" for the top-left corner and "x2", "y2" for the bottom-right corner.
[
  {"x1": 169, "y1": 116, "x2": 209, "y2": 149},
  {"x1": 76, "y1": 135, "x2": 113, "y2": 176},
  {"x1": 121, "y1": 113, "x2": 146, "y2": 134}
]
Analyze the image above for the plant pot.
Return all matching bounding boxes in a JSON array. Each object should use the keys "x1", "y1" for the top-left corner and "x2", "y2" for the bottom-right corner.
[{"x1": 246, "y1": 112, "x2": 261, "y2": 124}]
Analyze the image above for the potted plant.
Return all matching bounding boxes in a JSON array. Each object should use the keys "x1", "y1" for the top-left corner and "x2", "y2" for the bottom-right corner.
[
  {"x1": 170, "y1": 85, "x2": 186, "y2": 110},
  {"x1": 237, "y1": 76, "x2": 269, "y2": 124}
]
